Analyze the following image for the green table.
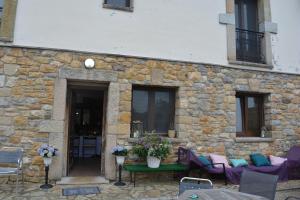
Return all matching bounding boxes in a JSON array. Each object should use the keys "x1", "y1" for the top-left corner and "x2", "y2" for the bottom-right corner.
[{"x1": 124, "y1": 163, "x2": 189, "y2": 187}]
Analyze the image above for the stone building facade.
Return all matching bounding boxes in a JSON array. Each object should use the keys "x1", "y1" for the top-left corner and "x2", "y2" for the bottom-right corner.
[{"x1": 0, "y1": 46, "x2": 299, "y2": 182}]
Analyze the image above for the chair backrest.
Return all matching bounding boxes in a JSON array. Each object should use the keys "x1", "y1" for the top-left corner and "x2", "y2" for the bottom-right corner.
[
  {"x1": 285, "y1": 197, "x2": 300, "y2": 200},
  {"x1": 0, "y1": 148, "x2": 23, "y2": 164},
  {"x1": 239, "y1": 170, "x2": 278, "y2": 200},
  {"x1": 179, "y1": 177, "x2": 213, "y2": 195}
]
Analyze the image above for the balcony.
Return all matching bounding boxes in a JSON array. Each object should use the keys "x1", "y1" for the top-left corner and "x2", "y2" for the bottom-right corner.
[{"x1": 236, "y1": 28, "x2": 264, "y2": 64}]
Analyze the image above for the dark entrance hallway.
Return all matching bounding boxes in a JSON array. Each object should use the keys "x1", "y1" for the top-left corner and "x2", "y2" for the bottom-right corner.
[{"x1": 67, "y1": 88, "x2": 104, "y2": 177}]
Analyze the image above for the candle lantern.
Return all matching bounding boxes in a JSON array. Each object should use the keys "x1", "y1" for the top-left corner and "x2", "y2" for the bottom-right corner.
[{"x1": 131, "y1": 121, "x2": 143, "y2": 138}]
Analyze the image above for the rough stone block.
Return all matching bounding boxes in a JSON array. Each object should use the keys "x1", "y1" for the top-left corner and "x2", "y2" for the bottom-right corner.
[
  {"x1": 105, "y1": 134, "x2": 117, "y2": 180},
  {"x1": 4, "y1": 64, "x2": 20, "y2": 75},
  {"x1": 59, "y1": 68, "x2": 117, "y2": 82},
  {"x1": 219, "y1": 13, "x2": 235, "y2": 25},
  {"x1": 0, "y1": 75, "x2": 5, "y2": 87},
  {"x1": 39, "y1": 120, "x2": 64, "y2": 133}
]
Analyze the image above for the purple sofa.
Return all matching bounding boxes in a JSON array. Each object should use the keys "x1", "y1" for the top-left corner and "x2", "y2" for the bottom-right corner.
[
  {"x1": 178, "y1": 147, "x2": 244, "y2": 184},
  {"x1": 287, "y1": 146, "x2": 300, "y2": 180},
  {"x1": 177, "y1": 147, "x2": 294, "y2": 184}
]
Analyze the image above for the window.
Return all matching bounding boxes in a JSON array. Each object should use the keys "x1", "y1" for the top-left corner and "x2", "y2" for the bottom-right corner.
[
  {"x1": 103, "y1": 0, "x2": 133, "y2": 11},
  {"x1": 0, "y1": 0, "x2": 4, "y2": 24},
  {"x1": 235, "y1": 0, "x2": 264, "y2": 63},
  {"x1": 236, "y1": 93, "x2": 264, "y2": 137},
  {"x1": 132, "y1": 86, "x2": 175, "y2": 134}
]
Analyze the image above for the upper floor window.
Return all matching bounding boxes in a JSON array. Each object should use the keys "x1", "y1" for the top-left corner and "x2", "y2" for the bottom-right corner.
[
  {"x1": 236, "y1": 92, "x2": 264, "y2": 137},
  {"x1": 132, "y1": 86, "x2": 175, "y2": 135},
  {"x1": 103, "y1": 0, "x2": 133, "y2": 12},
  {"x1": 0, "y1": 0, "x2": 4, "y2": 24},
  {"x1": 235, "y1": 0, "x2": 264, "y2": 64}
]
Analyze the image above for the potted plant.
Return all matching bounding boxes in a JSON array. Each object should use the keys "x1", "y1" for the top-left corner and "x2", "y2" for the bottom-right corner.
[
  {"x1": 112, "y1": 145, "x2": 128, "y2": 166},
  {"x1": 37, "y1": 144, "x2": 58, "y2": 189},
  {"x1": 132, "y1": 134, "x2": 171, "y2": 168},
  {"x1": 37, "y1": 144, "x2": 58, "y2": 166}
]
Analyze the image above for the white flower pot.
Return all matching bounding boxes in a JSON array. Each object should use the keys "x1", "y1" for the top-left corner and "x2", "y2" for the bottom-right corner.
[
  {"x1": 147, "y1": 156, "x2": 161, "y2": 168},
  {"x1": 43, "y1": 157, "x2": 52, "y2": 166},
  {"x1": 116, "y1": 156, "x2": 125, "y2": 166}
]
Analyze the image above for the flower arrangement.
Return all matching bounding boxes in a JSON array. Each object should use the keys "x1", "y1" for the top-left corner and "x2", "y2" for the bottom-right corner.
[
  {"x1": 112, "y1": 145, "x2": 128, "y2": 156},
  {"x1": 37, "y1": 144, "x2": 58, "y2": 158},
  {"x1": 132, "y1": 134, "x2": 171, "y2": 160}
]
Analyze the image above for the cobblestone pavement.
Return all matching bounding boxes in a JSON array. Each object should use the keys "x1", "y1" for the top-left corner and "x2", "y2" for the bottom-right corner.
[{"x1": 0, "y1": 180, "x2": 299, "y2": 200}]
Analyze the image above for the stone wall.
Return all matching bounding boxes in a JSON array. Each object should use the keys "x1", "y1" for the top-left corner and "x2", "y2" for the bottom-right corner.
[{"x1": 0, "y1": 46, "x2": 299, "y2": 182}]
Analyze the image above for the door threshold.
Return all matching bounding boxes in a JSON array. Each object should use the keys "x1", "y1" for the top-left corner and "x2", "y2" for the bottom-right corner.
[{"x1": 57, "y1": 176, "x2": 109, "y2": 185}]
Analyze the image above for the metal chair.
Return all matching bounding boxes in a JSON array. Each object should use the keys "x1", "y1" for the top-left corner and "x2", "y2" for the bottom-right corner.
[
  {"x1": 179, "y1": 177, "x2": 213, "y2": 195},
  {"x1": 0, "y1": 148, "x2": 24, "y2": 192},
  {"x1": 239, "y1": 170, "x2": 278, "y2": 200}
]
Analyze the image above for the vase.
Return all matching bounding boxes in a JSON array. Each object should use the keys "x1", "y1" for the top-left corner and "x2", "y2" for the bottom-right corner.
[
  {"x1": 147, "y1": 156, "x2": 161, "y2": 168},
  {"x1": 116, "y1": 156, "x2": 125, "y2": 166},
  {"x1": 43, "y1": 157, "x2": 52, "y2": 166},
  {"x1": 168, "y1": 130, "x2": 176, "y2": 138}
]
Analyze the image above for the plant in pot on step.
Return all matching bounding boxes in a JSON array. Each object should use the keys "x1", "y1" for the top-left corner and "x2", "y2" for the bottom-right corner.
[
  {"x1": 131, "y1": 134, "x2": 171, "y2": 168},
  {"x1": 37, "y1": 144, "x2": 58, "y2": 189}
]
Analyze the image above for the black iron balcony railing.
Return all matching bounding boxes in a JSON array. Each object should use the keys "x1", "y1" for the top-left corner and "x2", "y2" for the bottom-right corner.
[{"x1": 236, "y1": 28, "x2": 265, "y2": 64}]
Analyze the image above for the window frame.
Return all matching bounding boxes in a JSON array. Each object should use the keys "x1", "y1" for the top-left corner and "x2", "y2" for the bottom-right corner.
[
  {"x1": 131, "y1": 86, "x2": 176, "y2": 135},
  {"x1": 0, "y1": 0, "x2": 18, "y2": 42},
  {"x1": 223, "y1": 0, "x2": 276, "y2": 68},
  {"x1": 103, "y1": 0, "x2": 134, "y2": 12},
  {"x1": 236, "y1": 92, "x2": 265, "y2": 137}
]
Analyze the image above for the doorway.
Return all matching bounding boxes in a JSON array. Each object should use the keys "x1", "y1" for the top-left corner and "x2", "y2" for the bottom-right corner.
[{"x1": 67, "y1": 87, "x2": 105, "y2": 177}]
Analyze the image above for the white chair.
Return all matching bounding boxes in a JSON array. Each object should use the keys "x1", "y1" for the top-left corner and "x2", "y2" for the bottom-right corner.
[
  {"x1": 179, "y1": 177, "x2": 213, "y2": 195},
  {"x1": 0, "y1": 148, "x2": 24, "y2": 192}
]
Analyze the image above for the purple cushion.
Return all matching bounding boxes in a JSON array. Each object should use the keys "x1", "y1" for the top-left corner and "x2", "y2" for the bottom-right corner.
[{"x1": 269, "y1": 155, "x2": 287, "y2": 166}]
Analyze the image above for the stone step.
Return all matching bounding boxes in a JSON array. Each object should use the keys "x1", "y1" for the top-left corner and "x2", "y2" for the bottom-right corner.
[{"x1": 56, "y1": 176, "x2": 109, "y2": 185}]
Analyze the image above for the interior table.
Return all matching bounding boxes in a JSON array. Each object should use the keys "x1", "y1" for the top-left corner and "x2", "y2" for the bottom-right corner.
[{"x1": 178, "y1": 189, "x2": 269, "y2": 200}]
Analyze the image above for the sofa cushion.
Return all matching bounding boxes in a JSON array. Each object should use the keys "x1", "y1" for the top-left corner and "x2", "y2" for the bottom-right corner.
[
  {"x1": 209, "y1": 154, "x2": 231, "y2": 168},
  {"x1": 269, "y1": 155, "x2": 287, "y2": 166},
  {"x1": 250, "y1": 153, "x2": 271, "y2": 167},
  {"x1": 230, "y1": 159, "x2": 248, "y2": 167},
  {"x1": 198, "y1": 155, "x2": 212, "y2": 169}
]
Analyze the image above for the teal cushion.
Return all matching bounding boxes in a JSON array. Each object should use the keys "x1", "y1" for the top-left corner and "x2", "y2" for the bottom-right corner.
[
  {"x1": 198, "y1": 156, "x2": 212, "y2": 169},
  {"x1": 230, "y1": 159, "x2": 248, "y2": 167},
  {"x1": 250, "y1": 153, "x2": 271, "y2": 167}
]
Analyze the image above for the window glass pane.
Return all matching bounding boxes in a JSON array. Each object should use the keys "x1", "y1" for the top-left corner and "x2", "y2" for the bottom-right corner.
[
  {"x1": 154, "y1": 91, "x2": 170, "y2": 133},
  {"x1": 247, "y1": 97, "x2": 260, "y2": 135},
  {"x1": 0, "y1": 0, "x2": 3, "y2": 18},
  {"x1": 236, "y1": 97, "x2": 243, "y2": 132},
  {"x1": 106, "y1": 0, "x2": 129, "y2": 7},
  {"x1": 235, "y1": 2, "x2": 240, "y2": 29},
  {"x1": 132, "y1": 90, "x2": 149, "y2": 131}
]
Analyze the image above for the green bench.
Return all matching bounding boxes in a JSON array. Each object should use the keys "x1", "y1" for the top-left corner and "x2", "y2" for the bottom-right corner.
[{"x1": 123, "y1": 163, "x2": 189, "y2": 187}]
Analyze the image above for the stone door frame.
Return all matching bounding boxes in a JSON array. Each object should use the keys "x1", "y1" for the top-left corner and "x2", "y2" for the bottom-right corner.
[{"x1": 45, "y1": 68, "x2": 119, "y2": 180}]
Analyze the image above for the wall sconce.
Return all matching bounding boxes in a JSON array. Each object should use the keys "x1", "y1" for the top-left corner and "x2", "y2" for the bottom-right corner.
[{"x1": 84, "y1": 58, "x2": 95, "y2": 69}]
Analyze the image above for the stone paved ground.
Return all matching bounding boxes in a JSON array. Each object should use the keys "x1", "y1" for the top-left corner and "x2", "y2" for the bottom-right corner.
[{"x1": 0, "y1": 180, "x2": 299, "y2": 200}]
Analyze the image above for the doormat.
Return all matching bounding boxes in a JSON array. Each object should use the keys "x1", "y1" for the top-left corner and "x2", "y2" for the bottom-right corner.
[{"x1": 62, "y1": 186, "x2": 100, "y2": 196}]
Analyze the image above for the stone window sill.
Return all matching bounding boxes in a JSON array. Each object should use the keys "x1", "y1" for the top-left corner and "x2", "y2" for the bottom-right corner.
[
  {"x1": 235, "y1": 137, "x2": 274, "y2": 143},
  {"x1": 103, "y1": 4, "x2": 133, "y2": 12},
  {"x1": 128, "y1": 137, "x2": 187, "y2": 144},
  {"x1": 229, "y1": 60, "x2": 273, "y2": 69},
  {"x1": 0, "y1": 36, "x2": 13, "y2": 42}
]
